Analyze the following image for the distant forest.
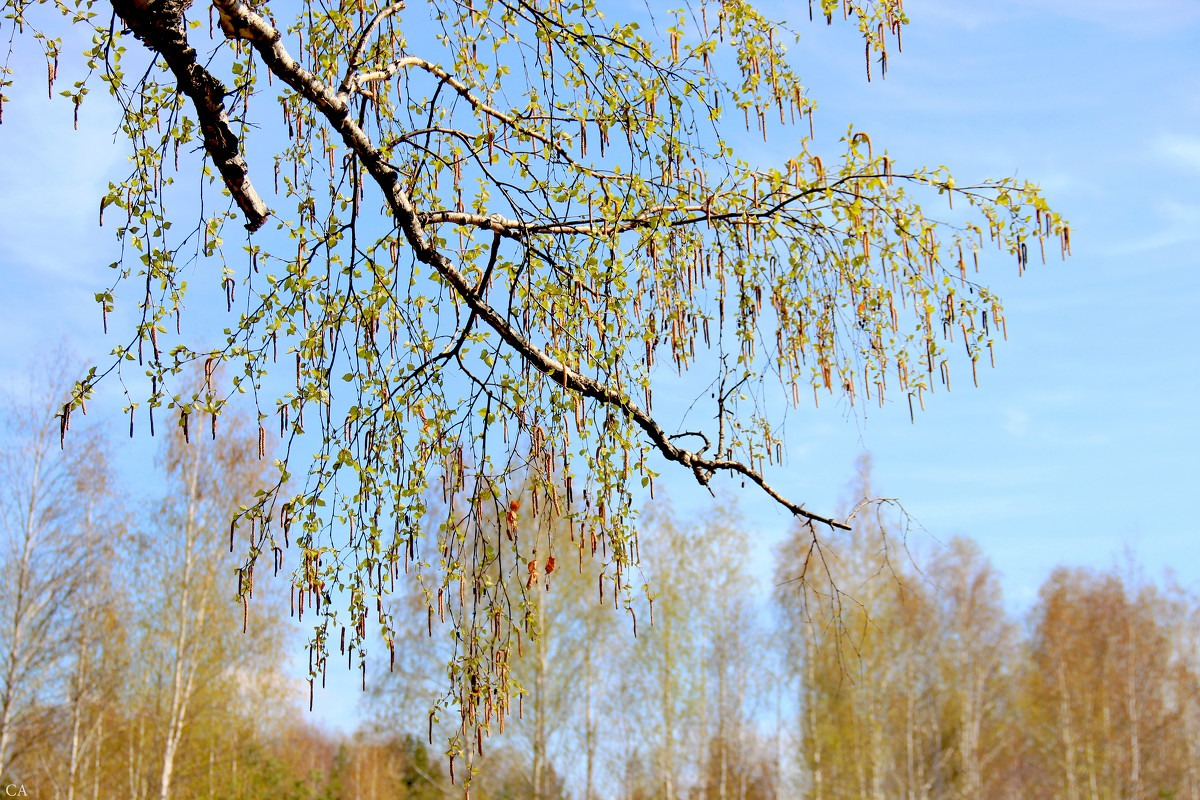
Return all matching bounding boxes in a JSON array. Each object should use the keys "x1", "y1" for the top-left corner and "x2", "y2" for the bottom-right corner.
[{"x1": 4, "y1": 370, "x2": 1199, "y2": 800}]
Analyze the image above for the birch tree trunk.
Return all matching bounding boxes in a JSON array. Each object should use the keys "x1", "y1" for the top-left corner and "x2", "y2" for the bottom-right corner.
[{"x1": 157, "y1": 443, "x2": 214, "y2": 800}]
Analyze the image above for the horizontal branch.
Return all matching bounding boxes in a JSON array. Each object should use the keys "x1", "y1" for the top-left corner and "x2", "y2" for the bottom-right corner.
[{"x1": 420, "y1": 182, "x2": 844, "y2": 238}]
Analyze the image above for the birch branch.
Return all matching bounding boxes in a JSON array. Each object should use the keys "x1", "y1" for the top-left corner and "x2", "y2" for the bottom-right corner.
[
  {"x1": 111, "y1": 0, "x2": 269, "y2": 231},
  {"x1": 178, "y1": 0, "x2": 851, "y2": 531}
]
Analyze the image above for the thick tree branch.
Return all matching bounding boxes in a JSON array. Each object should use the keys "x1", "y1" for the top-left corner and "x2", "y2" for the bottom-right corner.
[
  {"x1": 204, "y1": 0, "x2": 848, "y2": 531},
  {"x1": 111, "y1": 0, "x2": 268, "y2": 231}
]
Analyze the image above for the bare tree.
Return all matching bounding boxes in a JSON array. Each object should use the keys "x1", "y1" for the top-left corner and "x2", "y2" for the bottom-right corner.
[
  {"x1": 58, "y1": 454, "x2": 127, "y2": 800},
  {"x1": 0, "y1": 363, "x2": 114, "y2": 782}
]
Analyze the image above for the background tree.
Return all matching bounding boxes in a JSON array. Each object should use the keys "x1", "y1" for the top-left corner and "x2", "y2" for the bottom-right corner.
[
  {"x1": 365, "y1": 483, "x2": 621, "y2": 799},
  {"x1": 922, "y1": 537, "x2": 1017, "y2": 800},
  {"x1": 625, "y1": 500, "x2": 712, "y2": 800},
  {"x1": 692, "y1": 502, "x2": 773, "y2": 800},
  {"x1": 15, "y1": 0, "x2": 1067, "y2": 750},
  {"x1": 5, "y1": 373, "x2": 1200, "y2": 800},
  {"x1": 52, "y1": 451, "x2": 128, "y2": 800},
  {"x1": 0, "y1": 364, "x2": 117, "y2": 784},
  {"x1": 773, "y1": 459, "x2": 1026, "y2": 800},
  {"x1": 775, "y1": 456, "x2": 905, "y2": 800},
  {"x1": 1021, "y1": 564, "x2": 1199, "y2": 800},
  {"x1": 110, "y1": 392, "x2": 294, "y2": 800}
]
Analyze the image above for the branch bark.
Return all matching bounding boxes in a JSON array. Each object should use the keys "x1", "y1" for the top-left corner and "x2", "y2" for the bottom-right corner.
[{"x1": 111, "y1": 0, "x2": 269, "y2": 231}]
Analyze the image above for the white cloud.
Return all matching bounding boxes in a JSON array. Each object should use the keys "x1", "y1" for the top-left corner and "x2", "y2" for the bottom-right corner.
[
  {"x1": 904, "y1": 0, "x2": 1011, "y2": 31},
  {"x1": 0, "y1": 72, "x2": 126, "y2": 388},
  {"x1": 1013, "y1": 0, "x2": 1200, "y2": 34},
  {"x1": 1111, "y1": 199, "x2": 1200, "y2": 254},
  {"x1": 907, "y1": 0, "x2": 1200, "y2": 35},
  {"x1": 1003, "y1": 408, "x2": 1030, "y2": 438},
  {"x1": 1153, "y1": 133, "x2": 1200, "y2": 174},
  {"x1": 996, "y1": 394, "x2": 1113, "y2": 447}
]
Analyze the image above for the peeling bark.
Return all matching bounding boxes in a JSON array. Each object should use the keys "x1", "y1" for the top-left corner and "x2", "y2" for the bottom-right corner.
[{"x1": 110, "y1": 0, "x2": 268, "y2": 231}]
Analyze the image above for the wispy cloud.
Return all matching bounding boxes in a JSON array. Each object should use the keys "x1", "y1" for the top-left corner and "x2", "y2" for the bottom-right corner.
[
  {"x1": 1111, "y1": 199, "x2": 1200, "y2": 255},
  {"x1": 0, "y1": 76, "x2": 126, "y2": 387},
  {"x1": 997, "y1": 391, "x2": 1114, "y2": 447},
  {"x1": 1003, "y1": 409, "x2": 1030, "y2": 438},
  {"x1": 1153, "y1": 133, "x2": 1200, "y2": 174},
  {"x1": 905, "y1": 1, "x2": 1011, "y2": 31},
  {"x1": 1036, "y1": 0, "x2": 1200, "y2": 34},
  {"x1": 910, "y1": 0, "x2": 1200, "y2": 35}
]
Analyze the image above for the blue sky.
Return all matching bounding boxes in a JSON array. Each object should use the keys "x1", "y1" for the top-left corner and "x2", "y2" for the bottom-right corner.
[
  {"x1": 689, "y1": 0, "x2": 1200, "y2": 612},
  {"x1": 2, "y1": 0, "x2": 1199, "y2": 729}
]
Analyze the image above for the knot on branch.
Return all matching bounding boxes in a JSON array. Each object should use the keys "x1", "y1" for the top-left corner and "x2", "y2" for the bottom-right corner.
[
  {"x1": 217, "y1": 1, "x2": 255, "y2": 40},
  {"x1": 112, "y1": 0, "x2": 190, "y2": 39}
]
